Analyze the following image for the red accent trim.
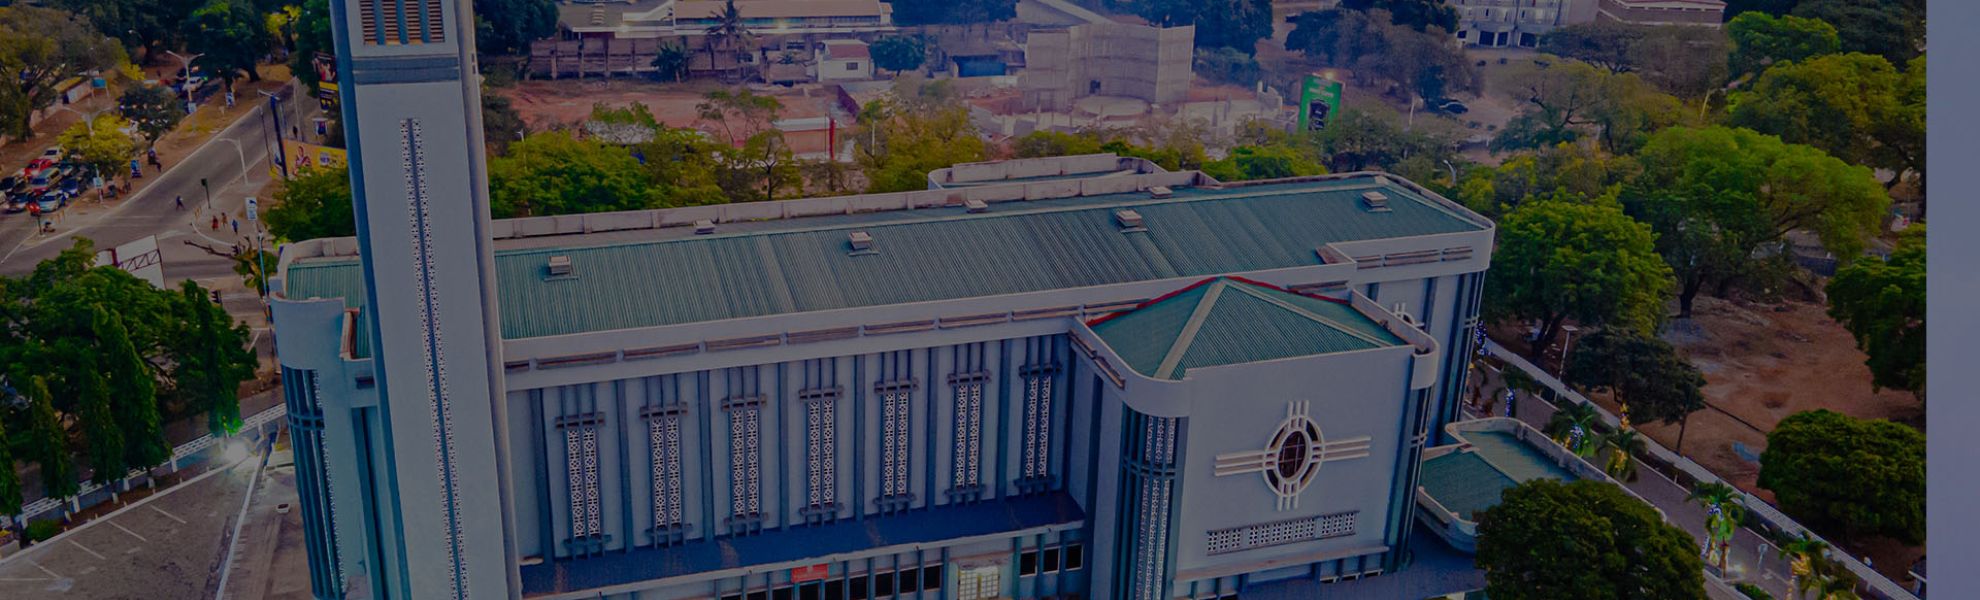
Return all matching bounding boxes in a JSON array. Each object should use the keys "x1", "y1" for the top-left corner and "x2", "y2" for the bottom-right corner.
[{"x1": 1083, "y1": 275, "x2": 1353, "y2": 328}]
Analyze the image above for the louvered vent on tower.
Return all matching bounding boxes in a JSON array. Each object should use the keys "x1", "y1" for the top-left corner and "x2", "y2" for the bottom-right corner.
[{"x1": 358, "y1": 0, "x2": 445, "y2": 45}]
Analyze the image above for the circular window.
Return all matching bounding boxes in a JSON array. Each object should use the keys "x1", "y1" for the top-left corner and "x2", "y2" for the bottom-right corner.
[
  {"x1": 1264, "y1": 417, "x2": 1325, "y2": 498},
  {"x1": 1275, "y1": 430, "x2": 1309, "y2": 480}
]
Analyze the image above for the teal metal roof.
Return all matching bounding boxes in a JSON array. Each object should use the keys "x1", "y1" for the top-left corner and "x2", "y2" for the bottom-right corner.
[
  {"x1": 282, "y1": 177, "x2": 1483, "y2": 341},
  {"x1": 1419, "y1": 430, "x2": 1576, "y2": 520},
  {"x1": 285, "y1": 255, "x2": 372, "y2": 358},
  {"x1": 1088, "y1": 277, "x2": 1405, "y2": 380},
  {"x1": 1419, "y1": 451, "x2": 1519, "y2": 520}
]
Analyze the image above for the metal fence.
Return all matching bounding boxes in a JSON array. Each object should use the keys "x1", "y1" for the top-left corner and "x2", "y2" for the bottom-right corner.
[
  {"x1": 9, "y1": 404, "x2": 287, "y2": 526},
  {"x1": 1485, "y1": 339, "x2": 1918, "y2": 600}
]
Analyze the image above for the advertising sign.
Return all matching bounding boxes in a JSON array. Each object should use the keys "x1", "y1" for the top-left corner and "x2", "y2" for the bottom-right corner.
[
  {"x1": 1297, "y1": 74, "x2": 1344, "y2": 132},
  {"x1": 93, "y1": 235, "x2": 165, "y2": 288},
  {"x1": 313, "y1": 52, "x2": 340, "y2": 101},
  {"x1": 281, "y1": 139, "x2": 348, "y2": 173}
]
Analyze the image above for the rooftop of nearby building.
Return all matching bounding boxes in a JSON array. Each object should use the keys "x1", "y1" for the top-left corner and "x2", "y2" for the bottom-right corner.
[
  {"x1": 1088, "y1": 277, "x2": 1405, "y2": 380},
  {"x1": 822, "y1": 39, "x2": 871, "y2": 60},
  {"x1": 282, "y1": 173, "x2": 1486, "y2": 346},
  {"x1": 1418, "y1": 419, "x2": 1581, "y2": 523},
  {"x1": 673, "y1": 0, "x2": 890, "y2": 20}
]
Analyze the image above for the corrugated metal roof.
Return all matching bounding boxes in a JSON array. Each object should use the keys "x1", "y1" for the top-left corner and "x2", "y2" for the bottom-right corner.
[
  {"x1": 1418, "y1": 451, "x2": 1519, "y2": 520},
  {"x1": 1466, "y1": 430, "x2": 1575, "y2": 483},
  {"x1": 1089, "y1": 277, "x2": 1404, "y2": 380},
  {"x1": 284, "y1": 257, "x2": 372, "y2": 358},
  {"x1": 283, "y1": 177, "x2": 1483, "y2": 341}
]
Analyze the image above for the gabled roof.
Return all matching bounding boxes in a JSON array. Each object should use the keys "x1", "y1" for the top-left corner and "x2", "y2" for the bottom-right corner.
[{"x1": 1087, "y1": 277, "x2": 1405, "y2": 380}]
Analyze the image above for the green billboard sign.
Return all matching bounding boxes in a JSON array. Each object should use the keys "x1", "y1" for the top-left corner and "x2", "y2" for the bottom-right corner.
[{"x1": 1298, "y1": 74, "x2": 1344, "y2": 132}]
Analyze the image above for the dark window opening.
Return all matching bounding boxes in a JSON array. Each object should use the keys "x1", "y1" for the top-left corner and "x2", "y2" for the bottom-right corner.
[
  {"x1": 875, "y1": 571, "x2": 895, "y2": 596},
  {"x1": 1019, "y1": 551, "x2": 1039, "y2": 576},
  {"x1": 1043, "y1": 548, "x2": 1062, "y2": 573},
  {"x1": 799, "y1": 584, "x2": 821, "y2": 600},
  {"x1": 1065, "y1": 544, "x2": 1085, "y2": 570},
  {"x1": 899, "y1": 567, "x2": 920, "y2": 592},
  {"x1": 849, "y1": 576, "x2": 869, "y2": 600},
  {"x1": 825, "y1": 580, "x2": 844, "y2": 600},
  {"x1": 746, "y1": 591, "x2": 767, "y2": 600},
  {"x1": 922, "y1": 565, "x2": 943, "y2": 590},
  {"x1": 772, "y1": 587, "x2": 793, "y2": 600}
]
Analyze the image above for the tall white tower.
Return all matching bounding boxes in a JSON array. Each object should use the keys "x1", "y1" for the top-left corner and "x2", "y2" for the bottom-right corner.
[{"x1": 326, "y1": 1, "x2": 518, "y2": 597}]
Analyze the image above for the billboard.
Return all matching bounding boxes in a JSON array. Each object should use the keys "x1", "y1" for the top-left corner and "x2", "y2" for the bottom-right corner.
[
  {"x1": 313, "y1": 52, "x2": 339, "y2": 101},
  {"x1": 281, "y1": 139, "x2": 348, "y2": 173},
  {"x1": 93, "y1": 235, "x2": 165, "y2": 289},
  {"x1": 1298, "y1": 74, "x2": 1344, "y2": 132}
]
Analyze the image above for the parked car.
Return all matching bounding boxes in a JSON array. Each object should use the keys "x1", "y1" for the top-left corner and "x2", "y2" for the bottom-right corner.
[
  {"x1": 25, "y1": 171, "x2": 56, "y2": 194},
  {"x1": 1432, "y1": 98, "x2": 1470, "y2": 115},
  {"x1": 3, "y1": 194, "x2": 29, "y2": 213},
  {"x1": 57, "y1": 177, "x2": 81, "y2": 196},
  {"x1": 26, "y1": 148, "x2": 61, "y2": 172},
  {"x1": 34, "y1": 192, "x2": 66, "y2": 214}
]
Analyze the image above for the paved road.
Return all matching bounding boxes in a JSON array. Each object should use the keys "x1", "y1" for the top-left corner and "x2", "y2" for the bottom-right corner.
[
  {"x1": 0, "y1": 458, "x2": 257, "y2": 599},
  {"x1": 0, "y1": 87, "x2": 318, "y2": 284}
]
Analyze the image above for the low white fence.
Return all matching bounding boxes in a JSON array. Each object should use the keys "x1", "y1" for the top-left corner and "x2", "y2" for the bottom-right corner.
[
  {"x1": 10, "y1": 404, "x2": 287, "y2": 525},
  {"x1": 1485, "y1": 339, "x2": 1918, "y2": 600}
]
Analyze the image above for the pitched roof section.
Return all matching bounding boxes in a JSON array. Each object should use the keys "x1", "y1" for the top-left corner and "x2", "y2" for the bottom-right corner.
[
  {"x1": 282, "y1": 176, "x2": 1485, "y2": 340},
  {"x1": 1088, "y1": 277, "x2": 1405, "y2": 380}
]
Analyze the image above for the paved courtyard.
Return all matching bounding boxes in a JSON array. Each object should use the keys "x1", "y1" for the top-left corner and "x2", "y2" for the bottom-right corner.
[{"x1": 0, "y1": 458, "x2": 257, "y2": 599}]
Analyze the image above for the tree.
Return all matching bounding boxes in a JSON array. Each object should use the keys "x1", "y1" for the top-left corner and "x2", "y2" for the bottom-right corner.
[
  {"x1": 1776, "y1": 531, "x2": 1833, "y2": 597},
  {"x1": 1013, "y1": 131, "x2": 1108, "y2": 159},
  {"x1": 1475, "y1": 479, "x2": 1706, "y2": 600},
  {"x1": 97, "y1": 308, "x2": 168, "y2": 471},
  {"x1": 1139, "y1": 0, "x2": 1274, "y2": 55},
  {"x1": 1489, "y1": 57, "x2": 1686, "y2": 154},
  {"x1": 1628, "y1": 126, "x2": 1888, "y2": 316},
  {"x1": 1758, "y1": 409, "x2": 1925, "y2": 544},
  {"x1": 170, "y1": 280, "x2": 257, "y2": 436},
  {"x1": 1484, "y1": 197, "x2": 1673, "y2": 359},
  {"x1": 23, "y1": 376, "x2": 76, "y2": 500},
  {"x1": 1727, "y1": 13, "x2": 1842, "y2": 78},
  {"x1": 651, "y1": 40, "x2": 691, "y2": 82},
  {"x1": 1688, "y1": 481, "x2": 1747, "y2": 571},
  {"x1": 58, "y1": 114, "x2": 142, "y2": 179},
  {"x1": 0, "y1": 416, "x2": 20, "y2": 517},
  {"x1": 49, "y1": 0, "x2": 199, "y2": 53},
  {"x1": 1539, "y1": 21, "x2": 1647, "y2": 74},
  {"x1": 890, "y1": 0, "x2": 1014, "y2": 26},
  {"x1": 1340, "y1": 0, "x2": 1454, "y2": 32},
  {"x1": 265, "y1": 165, "x2": 354, "y2": 241},
  {"x1": 187, "y1": 0, "x2": 272, "y2": 85},
  {"x1": 1598, "y1": 428, "x2": 1646, "y2": 481},
  {"x1": 1728, "y1": 53, "x2": 1924, "y2": 191},
  {"x1": 1537, "y1": 22, "x2": 1728, "y2": 99},
  {"x1": 482, "y1": 90, "x2": 528, "y2": 156},
  {"x1": 1543, "y1": 401, "x2": 1603, "y2": 457},
  {"x1": 1314, "y1": 107, "x2": 1463, "y2": 173},
  {"x1": 636, "y1": 127, "x2": 730, "y2": 207},
  {"x1": 1791, "y1": 0, "x2": 1922, "y2": 65},
  {"x1": 488, "y1": 131, "x2": 658, "y2": 218},
  {"x1": 1201, "y1": 144, "x2": 1326, "y2": 182},
  {"x1": 870, "y1": 36, "x2": 927, "y2": 76},
  {"x1": 77, "y1": 368, "x2": 124, "y2": 486},
  {"x1": 853, "y1": 78, "x2": 987, "y2": 193},
  {"x1": 697, "y1": 89, "x2": 796, "y2": 200},
  {"x1": 474, "y1": 0, "x2": 559, "y2": 56},
  {"x1": 1565, "y1": 329, "x2": 1706, "y2": 433},
  {"x1": 287, "y1": 0, "x2": 335, "y2": 94},
  {"x1": 1193, "y1": 47, "x2": 1263, "y2": 87},
  {"x1": 700, "y1": 0, "x2": 755, "y2": 81},
  {"x1": 0, "y1": 6, "x2": 128, "y2": 139},
  {"x1": 1725, "y1": 0, "x2": 1797, "y2": 17},
  {"x1": 1825, "y1": 228, "x2": 1924, "y2": 400},
  {"x1": 1287, "y1": 8, "x2": 1478, "y2": 102},
  {"x1": 118, "y1": 84, "x2": 186, "y2": 146},
  {"x1": 1455, "y1": 142, "x2": 1640, "y2": 219}
]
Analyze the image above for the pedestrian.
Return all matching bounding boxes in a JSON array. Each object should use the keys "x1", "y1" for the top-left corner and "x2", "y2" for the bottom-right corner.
[
  {"x1": 175, "y1": 195, "x2": 184, "y2": 210},
  {"x1": 146, "y1": 147, "x2": 160, "y2": 171},
  {"x1": 231, "y1": 218, "x2": 239, "y2": 234},
  {"x1": 212, "y1": 215, "x2": 220, "y2": 230}
]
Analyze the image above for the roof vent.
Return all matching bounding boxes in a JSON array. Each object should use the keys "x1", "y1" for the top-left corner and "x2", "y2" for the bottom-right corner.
[
  {"x1": 1361, "y1": 191, "x2": 1392, "y2": 213},
  {"x1": 694, "y1": 219, "x2": 716, "y2": 234},
  {"x1": 1114, "y1": 209, "x2": 1147, "y2": 232},
  {"x1": 546, "y1": 255, "x2": 574, "y2": 277},
  {"x1": 963, "y1": 198, "x2": 989, "y2": 213},
  {"x1": 1148, "y1": 186, "x2": 1173, "y2": 199},
  {"x1": 848, "y1": 231, "x2": 874, "y2": 253}
]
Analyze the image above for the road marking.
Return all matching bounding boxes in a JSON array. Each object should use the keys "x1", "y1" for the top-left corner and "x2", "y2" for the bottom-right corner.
[
  {"x1": 108, "y1": 521, "x2": 148, "y2": 543},
  {"x1": 148, "y1": 505, "x2": 187, "y2": 524},
  {"x1": 0, "y1": 577, "x2": 50, "y2": 582},
  {"x1": 67, "y1": 541, "x2": 104, "y2": 561},
  {"x1": 24, "y1": 559, "x2": 57, "y2": 579},
  {"x1": 212, "y1": 448, "x2": 270, "y2": 600}
]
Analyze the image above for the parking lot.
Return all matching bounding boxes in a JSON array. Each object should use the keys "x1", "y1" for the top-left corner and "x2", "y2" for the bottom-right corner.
[{"x1": 0, "y1": 458, "x2": 254, "y2": 599}]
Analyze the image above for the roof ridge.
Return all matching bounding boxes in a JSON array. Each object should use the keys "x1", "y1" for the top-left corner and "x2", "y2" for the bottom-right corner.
[{"x1": 1152, "y1": 279, "x2": 1227, "y2": 379}]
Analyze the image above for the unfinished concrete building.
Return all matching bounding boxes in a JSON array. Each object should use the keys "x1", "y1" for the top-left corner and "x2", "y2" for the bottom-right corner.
[{"x1": 1021, "y1": 23, "x2": 1194, "y2": 112}]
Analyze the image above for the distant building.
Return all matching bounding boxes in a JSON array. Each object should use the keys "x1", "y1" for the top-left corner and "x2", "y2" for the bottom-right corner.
[
  {"x1": 1450, "y1": 0, "x2": 1592, "y2": 48},
  {"x1": 1021, "y1": 22, "x2": 1194, "y2": 111},
  {"x1": 1594, "y1": 0, "x2": 1726, "y2": 27},
  {"x1": 926, "y1": 153, "x2": 1168, "y2": 189},
  {"x1": 557, "y1": 0, "x2": 896, "y2": 40},
  {"x1": 817, "y1": 39, "x2": 874, "y2": 82}
]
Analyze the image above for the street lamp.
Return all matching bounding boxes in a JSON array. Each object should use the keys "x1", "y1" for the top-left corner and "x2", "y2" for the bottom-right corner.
[
  {"x1": 51, "y1": 104, "x2": 105, "y2": 135},
  {"x1": 162, "y1": 51, "x2": 205, "y2": 114},
  {"x1": 213, "y1": 137, "x2": 253, "y2": 190}
]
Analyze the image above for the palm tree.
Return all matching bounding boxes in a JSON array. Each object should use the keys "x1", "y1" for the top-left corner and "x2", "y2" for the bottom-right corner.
[
  {"x1": 701, "y1": 0, "x2": 754, "y2": 83},
  {"x1": 1776, "y1": 532, "x2": 1830, "y2": 599},
  {"x1": 652, "y1": 41, "x2": 691, "y2": 82},
  {"x1": 1688, "y1": 481, "x2": 1746, "y2": 571},
  {"x1": 1804, "y1": 556, "x2": 1861, "y2": 600},
  {"x1": 1543, "y1": 402, "x2": 1601, "y2": 456},
  {"x1": 1599, "y1": 428, "x2": 1646, "y2": 481}
]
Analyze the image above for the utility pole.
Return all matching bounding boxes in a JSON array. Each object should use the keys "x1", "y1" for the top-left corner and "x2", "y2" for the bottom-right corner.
[{"x1": 163, "y1": 51, "x2": 205, "y2": 114}]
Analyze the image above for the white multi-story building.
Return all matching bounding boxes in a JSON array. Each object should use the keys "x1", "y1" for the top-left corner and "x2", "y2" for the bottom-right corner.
[{"x1": 1448, "y1": 0, "x2": 1595, "y2": 48}]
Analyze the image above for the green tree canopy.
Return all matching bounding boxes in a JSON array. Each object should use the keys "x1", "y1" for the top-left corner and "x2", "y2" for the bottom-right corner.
[
  {"x1": 49, "y1": 0, "x2": 199, "y2": 53},
  {"x1": 0, "y1": 416, "x2": 20, "y2": 516},
  {"x1": 186, "y1": 0, "x2": 272, "y2": 85},
  {"x1": 1455, "y1": 142, "x2": 1640, "y2": 219},
  {"x1": 1538, "y1": 22, "x2": 1729, "y2": 99},
  {"x1": 287, "y1": 0, "x2": 335, "y2": 94},
  {"x1": 1314, "y1": 107, "x2": 1463, "y2": 173},
  {"x1": 1759, "y1": 409, "x2": 1924, "y2": 543},
  {"x1": 1192, "y1": 47, "x2": 1262, "y2": 88},
  {"x1": 1136, "y1": 0, "x2": 1273, "y2": 54},
  {"x1": 1826, "y1": 228, "x2": 1924, "y2": 399},
  {"x1": 265, "y1": 165, "x2": 355, "y2": 241},
  {"x1": 1627, "y1": 126, "x2": 1888, "y2": 316},
  {"x1": 475, "y1": 0, "x2": 559, "y2": 56},
  {"x1": 22, "y1": 376, "x2": 76, "y2": 500},
  {"x1": 1286, "y1": 8, "x2": 1478, "y2": 101},
  {"x1": 1566, "y1": 329, "x2": 1706, "y2": 427},
  {"x1": 1340, "y1": 0, "x2": 1454, "y2": 32},
  {"x1": 1201, "y1": 144, "x2": 1326, "y2": 182},
  {"x1": 78, "y1": 368, "x2": 124, "y2": 486},
  {"x1": 1475, "y1": 479, "x2": 1706, "y2": 600},
  {"x1": 1012, "y1": 130, "x2": 1109, "y2": 160},
  {"x1": 870, "y1": 36, "x2": 927, "y2": 75},
  {"x1": 1484, "y1": 195, "x2": 1673, "y2": 357},
  {"x1": 1727, "y1": 12, "x2": 1842, "y2": 78},
  {"x1": 1791, "y1": 0, "x2": 1923, "y2": 65},
  {"x1": 482, "y1": 89, "x2": 529, "y2": 156},
  {"x1": 169, "y1": 279, "x2": 256, "y2": 436},
  {"x1": 488, "y1": 131, "x2": 659, "y2": 218},
  {"x1": 119, "y1": 84, "x2": 186, "y2": 146},
  {"x1": 58, "y1": 114, "x2": 142, "y2": 178},
  {"x1": 97, "y1": 307, "x2": 168, "y2": 470},
  {"x1": 1489, "y1": 57, "x2": 1688, "y2": 154},
  {"x1": 0, "y1": 6, "x2": 128, "y2": 139},
  {"x1": 1728, "y1": 52, "x2": 1924, "y2": 190},
  {"x1": 855, "y1": 79, "x2": 987, "y2": 193}
]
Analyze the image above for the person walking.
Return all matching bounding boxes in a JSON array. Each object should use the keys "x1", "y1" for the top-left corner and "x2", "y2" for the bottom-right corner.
[
  {"x1": 211, "y1": 215, "x2": 220, "y2": 230},
  {"x1": 146, "y1": 147, "x2": 161, "y2": 172},
  {"x1": 174, "y1": 195, "x2": 184, "y2": 210},
  {"x1": 230, "y1": 218, "x2": 239, "y2": 234}
]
